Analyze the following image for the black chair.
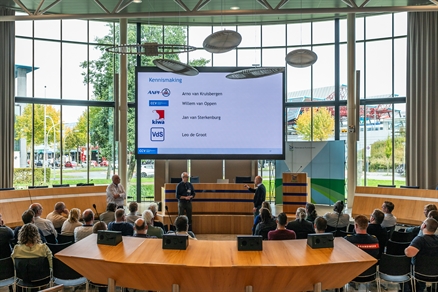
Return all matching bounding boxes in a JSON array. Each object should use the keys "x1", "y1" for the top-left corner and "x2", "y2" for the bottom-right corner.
[
  {"x1": 57, "y1": 234, "x2": 74, "y2": 244},
  {"x1": 0, "y1": 257, "x2": 15, "y2": 291},
  {"x1": 385, "y1": 240, "x2": 410, "y2": 256},
  {"x1": 0, "y1": 187, "x2": 14, "y2": 191},
  {"x1": 28, "y1": 185, "x2": 49, "y2": 189},
  {"x1": 170, "y1": 178, "x2": 182, "y2": 183},
  {"x1": 190, "y1": 176, "x2": 200, "y2": 183},
  {"x1": 14, "y1": 257, "x2": 51, "y2": 291},
  {"x1": 378, "y1": 254, "x2": 413, "y2": 291},
  {"x1": 391, "y1": 230, "x2": 415, "y2": 243},
  {"x1": 400, "y1": 185, "x2": 420, "y2": 189},
  {"x1": 53, "y1": 257, "x2": 89, "y2": 292},
  {"x1": 55, "y1": 227, "x2": 62, "y2": 234},
  {"x1": 46, "y1": 242, "x2": 73, "y2": 254},
  {"x1": 44, "y1": 234, "x2": 57, "y2": 244},
  {"x1": 235, "y1": 176, "x2": 252, "y2": 183},
  {"x1": 76, "y1": 183, "x2": 94, "y2": 186},
  {"x1": 348, "y1": 264, "x2": 378, "y2": 290},
  {"x1": 378, "y1": 184, "x2": 396, "y2": 188},
  {"x1": 385, "y1": 225, "x2": 396, "y2": 238},
  {"x1": 412, "y1": 254, "x2": 438, "y2": 292}
]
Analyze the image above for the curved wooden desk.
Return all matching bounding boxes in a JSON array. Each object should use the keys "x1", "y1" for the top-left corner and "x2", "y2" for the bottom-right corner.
[
  {"x1": 0, "y1": 186, "x2": 107, "y2": 227},
  {"x1": 56, "y1": 234, "x2": 376, "y2": 292}
]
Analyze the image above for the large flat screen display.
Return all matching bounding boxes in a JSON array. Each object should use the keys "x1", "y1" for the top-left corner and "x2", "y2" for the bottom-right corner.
[{"x1": 135, "y1": 67, "x2": 285, "y2": 159}]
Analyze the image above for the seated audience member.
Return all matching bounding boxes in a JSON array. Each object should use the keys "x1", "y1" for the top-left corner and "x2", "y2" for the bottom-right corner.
[
  {"x1": 100, "y1": 203, "x2": 117, "y2": 225},
  {"x1": 314, "y1": 216, "x2": 328, "y2": 233},
  {"x1": 286, "y1": 207, "x2": 315, "y2": 239},
  {"x1": 406, "y1": 204, "x2": 437, "y2": 236},
  {"x1": 108, "y1": 209, "x2": 134, "y2": 236},
  {"x1": 345, "y1": 215, "x2": 379, "y2": 259},
  {"x1": 126, "y1": 202, "x2": 141, "y2": 224},
  {"x1": 268, "y1": 213, "x2": 296, "y2": 240},
  {"x1": 92, "y1": 222, "x2": 107, "y2": 235},
  {"x1": 323, "y1": 200, "x2": 350, "y2": 230},
  {"x1": 418, "y1": 210, "x2": 438, "y2": 236},
  {"x1": 255, "y1": 208, "x2": 277, "y2": 240},
  {"x1": 305, "y1": 203, "x2": 318, "y2": 223},
  {"x1": 14, "y1": 210, "x2": 47, "y2": 245},
  {"x1": 367, "y1": 209, "x2": 388, "y2": 258},
  {"x1": 11, "y1": 223, "x2": 53, "y2": 269},
  {"x1": 46, "y1": 202, "x2": 69, "y2": 230},
  {"x1": 252, "y1": 201, "x2": 273, "y2": 235},
  {"x1": 405, "y1": 218, "x2": 438, "y2": 292},
  {"x1": 74, "y1": 209, "x2": 94, "y2": 242},
  {"x1": 148, "y1": 203, "x2": 166, "y2": 232},
  {"x1": 174, "y1": 215, "x2": 196, "y2": 240},
  {"x1": 143, "y1": 210, "x2": 164, "y2": 238},
  {"x1": 61, "y1": 208, "x2": 82, "y2": 236},
  {"x1": 30, "y1": 203, "x2": 58, "y2": 238},
  {"x1": 133, "y1": 218, "x2": 156, "y2": 238},
  {"x1": 0, "y1": 213, "x2": 14, "y2": 259},
  {"x1": 381, "y1": 201, "x2": 397, "y2": 228}
]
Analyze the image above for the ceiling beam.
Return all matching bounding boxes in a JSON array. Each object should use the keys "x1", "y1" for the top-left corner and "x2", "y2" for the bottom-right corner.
[{"x1": 1, "y1": 5, "x2": 438, "y2": 22}]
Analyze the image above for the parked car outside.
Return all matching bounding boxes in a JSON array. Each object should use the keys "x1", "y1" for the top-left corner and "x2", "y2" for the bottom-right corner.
[
  {"x1": 65, "y1": 161, "x2": 78, "y2": 168},
  {"x1": 141, "y1": 164, "x2": 154, "y2": 178}
]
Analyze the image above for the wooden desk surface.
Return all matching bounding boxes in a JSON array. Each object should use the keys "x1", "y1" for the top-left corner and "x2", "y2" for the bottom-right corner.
[{"x1": 56, "y1": 234, "x2": 376, "y2": 292}]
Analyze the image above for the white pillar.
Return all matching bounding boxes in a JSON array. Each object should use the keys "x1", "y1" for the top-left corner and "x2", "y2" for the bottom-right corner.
[
  {"x1": 346, "y1": 13, "x2": 357, "y2": 208},
  {"x1": 119, "y1": 18, "x2": 128, "y2": 197}
]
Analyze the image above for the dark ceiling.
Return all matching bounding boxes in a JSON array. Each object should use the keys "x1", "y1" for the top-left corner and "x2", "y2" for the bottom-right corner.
[{"x1": 0, "y1": 0, "x2": 437, "y2": 25}]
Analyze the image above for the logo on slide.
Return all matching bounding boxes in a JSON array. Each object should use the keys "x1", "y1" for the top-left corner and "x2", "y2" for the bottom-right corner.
[
  {"x1": 150, "y1": 127, "x2": 165, "y2": 141},
  {"x1": 161, "y1": 88, "x2": 171, "y2": 97},
  {"x1": 152, "y1": 110, "x2": 165, "y2": 124}
]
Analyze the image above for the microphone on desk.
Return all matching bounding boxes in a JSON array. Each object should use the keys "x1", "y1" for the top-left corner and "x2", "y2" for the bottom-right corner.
[
  {"x1": 92, "y1": 204, "x2": 100, "y2": 220},
  {"x1": 295, "y1": 165, "x2": 303, "y2": 173},
  {"x1": 165, "y1": 205, "x2": 176, "y2": 232}
]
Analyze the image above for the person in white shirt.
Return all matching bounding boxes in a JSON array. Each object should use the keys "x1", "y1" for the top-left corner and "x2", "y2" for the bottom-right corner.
[
  {"x1": 381, "y1": 201, "x2": 397, "y2": 228},
  {"x1": 74, "y1": 209, "x2": 94, "y2": 242},
  {"x1": 106, "y1": 174, "x2": 126, "y2": 208},
  {"x1": 61, "y1": 208, "x2": 82, "y2": 236},
  {"x1": 29, "y1": 203, "x2": 57, "y2": 238}
]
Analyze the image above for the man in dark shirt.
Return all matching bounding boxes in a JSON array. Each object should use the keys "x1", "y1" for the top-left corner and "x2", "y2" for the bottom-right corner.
[
  {"x1": 244, "y1": 176, "x2": 266, "y2": 217},
  {"x1": 367, "y1": 209, "x2": 388, "y2": 258},
  {"x1": 108, "y1": 209, "x2": 134, "y2": 236},
  {"x1": 176, "y1": 172, "x2": 196, "y2": 226},
  {"x1": 0, "y1": 213, "x2": 14, "y2": 259},
  {"x1": 405, "y1": 218, "x2": 438, "y2": 292},
  {"x1": 268, "y1": 212, "x2": 296, "y2": 240},
  {"x1": 345, "y1": 215, "x2": 379, "y2": 259}
]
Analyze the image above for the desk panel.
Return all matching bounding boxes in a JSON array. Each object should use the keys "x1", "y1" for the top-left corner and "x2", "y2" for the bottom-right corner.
[
  {"x1": 0, "y1": 186, "x2": 107, "y2": 227},
  {"x1": 354, "y1": 186, "x2": 438, "y2": 225},
  {"x1": 57, "y1": 234, "x2": 376, "y2": 292}
]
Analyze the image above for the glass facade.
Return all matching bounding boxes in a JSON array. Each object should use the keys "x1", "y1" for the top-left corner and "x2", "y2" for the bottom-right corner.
[{"x1": 14, "y1": 13, "x2": 407, "y2": 197}]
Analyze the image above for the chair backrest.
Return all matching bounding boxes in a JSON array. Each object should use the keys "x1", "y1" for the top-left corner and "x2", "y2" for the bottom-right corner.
[
  {"x1": 46, "y1": 242, "x2": 73, "y2": 254},
  {"x1": 190, "y1": 176, "x2": 200, "y2": 183},
  {"x1": 400, "y1": 185, "x2": 420, "y2": 189},
  {"x1": 379, "y1": 254, "x2": 411, "y2": 276},
  {"x1": 386, "y1": 240, "x2": 410, "y2": 256},
  {"x1": 414, "y1": 254, "x2": 438, "y2": 276},
  {"x1": 391, "y1": 230, "x2": 415, "y2": 243},
  {"x1": 57, "y1": 234, "x2": 74, "y2": 244},
  {"x1": 170, "y1": 177, "x2": 182, "y2": 183},
  {"x1": 378, "y1": 184, "x2": 396, "y2": 188},
  {"x1": 14, "y1": 257, "x2": 50, "y2": 283},
  {"x1": 44, "y1": 234, "x2": 57, "y2": 244},
  {"x1": 0, "y1": 257, "x2": 14, "y2": 282},
  {"x1": 52, "y1": 257, "x2": 83, "y2": 280},
  {"x1": 53, "y1": 184, "x2": 70, "y2": 188}
]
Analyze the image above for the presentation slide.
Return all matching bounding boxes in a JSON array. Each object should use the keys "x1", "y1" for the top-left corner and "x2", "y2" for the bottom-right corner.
[{"x1": 135, "y1": 67, "x2": 284, "y2": 159}]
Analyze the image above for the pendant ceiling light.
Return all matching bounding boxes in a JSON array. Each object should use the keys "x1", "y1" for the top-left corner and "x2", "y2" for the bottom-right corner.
[
  {"x1": 285, "y1": 0, "x2": 318, "y2": 68},
  {"x1": 203, "y1": 30, "x2": 242, "y2": 53},
  {"x1": 153, "y1": 59, "x2": 199, "y2": 76},
  {"x1": 226, "y1": 67, "x2": 284, "y2": 79}
]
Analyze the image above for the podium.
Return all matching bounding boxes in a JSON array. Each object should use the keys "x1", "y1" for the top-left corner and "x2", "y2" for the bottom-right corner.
[{"x1": 282, "y1": 173, "x2": 310, "y2": 214}]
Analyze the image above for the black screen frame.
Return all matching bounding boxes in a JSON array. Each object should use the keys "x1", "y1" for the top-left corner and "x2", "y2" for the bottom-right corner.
[{"x1": 135, "y1": 66, "x2": 285, "y2": 160}]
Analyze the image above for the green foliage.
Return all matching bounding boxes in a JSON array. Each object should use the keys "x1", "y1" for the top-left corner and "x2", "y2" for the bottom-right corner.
[
  {"x1": 295, "y1": 107, "x2": 335, "y2": 141},
  {"x1": 14, "y1": 168, "x2": 51, "y2": 185},
  {"x1": 369, "y1": 137, "x2": 405, "y2": 171}
]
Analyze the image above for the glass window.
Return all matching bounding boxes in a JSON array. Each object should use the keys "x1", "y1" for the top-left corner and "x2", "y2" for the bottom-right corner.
[
  {"x1": 237, "y1": 48, "x2": 261, "y2": 67},
  {"x1": 62, "y1": 20, "x2": 87, "y2": 42},
  {"x1": 287, "y1": 22, "x2": 311, "y2": 46},
  {"x1": 62, "y1": 43, "x2": 88, "y2": 100},
  {"x1": 188, "y1": 26, "x2": 211, "y2": 48},
  {"x1": 286, "y1": 107, "x2": 302, "y2": 142},
  {"x1": 15, "y1": 38, "x2": 34, "y2": 97},
  {"x1": 366, "y1": 14, "x2": 392, "y2": 40},
  {"x1": 313, "y1": 20, "x2": 334, "y2": 44},
  {"x1": 262, "y1": 24, "x2": 285, "y2": 47},
  {"x1": 89, "y1": 21, "x2": 112, "y2": 44},
  {"x1": 212, "y1": 50, "x2": 236, "y2": 66},
  {"x1": 15, "y1": 13, "x2": 32, "y2": 37},
  {"x1": 365, "y1": 39, "x2": 392, "y2": 98},
  {"x1": 394, "y1": 38, "x2": 407, "y2": 98},
  {"x1": 312, "y1": 45, "x2": 335, "y2": 94},
  {"x1": 238, "y1": 25, "x2": 261, "y2": 48},
  {"x1": 34, "y1": 20, "x2": 60, "y2": 40},
  {"x1": 261, "y1": 48, "x2": 285, "y2": 66},
  {"x1": 394, "y1": 12, "x2": 407, "y2": 37},
  {"x1": 34, "y1": 40, "x2": 61, "y2": 98}
]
